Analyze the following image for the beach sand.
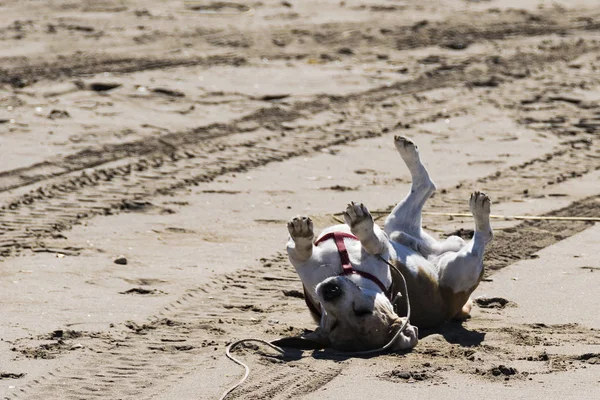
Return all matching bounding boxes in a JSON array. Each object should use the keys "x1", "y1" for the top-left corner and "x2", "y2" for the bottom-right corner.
[{"x1": 1, "y1": 0, "x2": 599, "y2": 399}]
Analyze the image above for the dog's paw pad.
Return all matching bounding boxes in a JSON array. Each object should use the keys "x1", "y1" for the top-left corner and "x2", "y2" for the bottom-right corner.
[
  {"x1": 469, "y1": 191, "x2": 491, "y2": 215},
  {"x1": 287, "y1": 216, "x2": 314, "y2": 239},
  {"x1": 343, "y1": 202, "x2": 373, "y2": 228}
]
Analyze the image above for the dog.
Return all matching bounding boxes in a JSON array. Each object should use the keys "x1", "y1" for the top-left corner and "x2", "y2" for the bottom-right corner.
[{"x1": 284, "y1": 136, "x2": 493, "y2": 352}]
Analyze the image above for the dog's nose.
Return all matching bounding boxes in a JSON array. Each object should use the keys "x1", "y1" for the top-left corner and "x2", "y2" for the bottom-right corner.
[{"x1": 322, "y1": 281, "x2": 342, "y2": 301}]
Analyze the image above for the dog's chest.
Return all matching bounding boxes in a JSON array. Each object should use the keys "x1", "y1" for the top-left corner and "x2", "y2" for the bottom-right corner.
[{"x1": 293, "y1": 237, "x2": 390, "y2": 300}]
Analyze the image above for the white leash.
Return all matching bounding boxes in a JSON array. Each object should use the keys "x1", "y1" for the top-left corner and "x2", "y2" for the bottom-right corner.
[
  {"x1": 219, "y1": 339, "x2": 285, "y2": 400},
  {"x1": 218, "y1": 256, "x2": 412, "y2": 399}
]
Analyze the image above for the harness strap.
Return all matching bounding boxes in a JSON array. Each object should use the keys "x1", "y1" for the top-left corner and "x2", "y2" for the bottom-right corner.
[
  {"x1": 314, "y1": 232, "x2": 357, "y2": 274},
  {"x1": 305, "y1": 231, "x2": 391, "y2": 317}
]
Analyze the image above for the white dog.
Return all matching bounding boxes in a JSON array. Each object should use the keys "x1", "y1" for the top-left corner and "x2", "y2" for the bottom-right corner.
[{"x1": 285, "y1": 136, "x2": 493, "y2": 352}]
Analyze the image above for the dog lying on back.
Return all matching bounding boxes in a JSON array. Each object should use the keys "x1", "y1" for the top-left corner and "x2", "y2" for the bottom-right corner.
[{"x1": 285, "y1": 136, "x2": 493, "y2": 351}]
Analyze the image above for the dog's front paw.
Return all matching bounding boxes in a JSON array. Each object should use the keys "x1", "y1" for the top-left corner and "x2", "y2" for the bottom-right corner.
[
  {"x1": 392, "y1": 323, "x2": 419, "y2": 351},
  {"x1": 343, "y1": 202, "x2": 374, "y2": 234},
  {"x1": 287, "y1": 216, "x2": 314, "y2": 241}
]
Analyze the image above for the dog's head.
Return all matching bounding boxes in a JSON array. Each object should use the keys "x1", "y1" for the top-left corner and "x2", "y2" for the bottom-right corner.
[{"x1": 301, "y1": 275, "x2": 418, "y2": 352}]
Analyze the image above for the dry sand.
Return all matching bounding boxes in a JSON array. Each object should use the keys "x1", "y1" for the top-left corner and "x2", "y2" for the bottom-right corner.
[{"x1": 1, "y1": 0, "x2": 599, "y2": 399}]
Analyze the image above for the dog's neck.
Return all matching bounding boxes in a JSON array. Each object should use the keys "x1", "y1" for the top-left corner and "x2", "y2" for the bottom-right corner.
[
  {"x1": 346, "y1": 270, "x2": 387, "y2": 294},
  {"x1": 315, "y1": 229, "x2": 392, "y2": 293}
]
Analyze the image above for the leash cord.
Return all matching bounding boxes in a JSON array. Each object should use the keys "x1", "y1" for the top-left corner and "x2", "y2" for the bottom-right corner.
[
  {"x1": 219, "y1": 339, "x2": 285, "y2": 400},
  {"x1": 218, "y1": 256, "x2": 412, "y2": 399}
]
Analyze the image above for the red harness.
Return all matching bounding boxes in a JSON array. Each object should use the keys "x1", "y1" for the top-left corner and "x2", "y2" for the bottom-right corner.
[{"x1": 303, "y1": 231, "x2": 391, "y2": 317}]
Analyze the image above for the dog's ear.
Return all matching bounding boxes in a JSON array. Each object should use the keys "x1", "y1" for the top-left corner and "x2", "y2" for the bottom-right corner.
[
  {"x1": 389, "y1": 318, "x2": 419, "y2": 351},
  {"x1": 271, "y1": 328, "x2": 330, "y2": 350},
  {"x1": 272, "y1": 311, "x2": 335, "y2": 350}
]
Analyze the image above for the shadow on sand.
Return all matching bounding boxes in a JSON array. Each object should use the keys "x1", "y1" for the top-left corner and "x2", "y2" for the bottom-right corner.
[{"x1": 268, "y1": 321, "x2": 485, "y2": 362}]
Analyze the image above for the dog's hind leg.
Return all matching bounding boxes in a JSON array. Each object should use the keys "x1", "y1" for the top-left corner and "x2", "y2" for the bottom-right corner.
[
  {"x1": 384, "y1": 136, "x2": 467, "y2": 256},
  {"x1": 437, "y1": 192, "x2": 493, "y2": 297},
  {"x1": 343, "y1": 202, "x2": 389, "y2": 255},
  {"x1": 453, "y1": 298, "x2": 473, "y2": 321},
  {"x1": 384, "y1": 136, "x2": 438, "y2": 245},
  {"x1": 287, "y1": 216, "x2": 315, "y2": 262}
]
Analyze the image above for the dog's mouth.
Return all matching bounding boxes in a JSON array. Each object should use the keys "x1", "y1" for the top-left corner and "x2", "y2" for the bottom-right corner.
[
  {"x1": 329, "y1": 320, "x2": 339, "y2": 331},
  {"x1": 352, "y1": 302, "x2": 372, "y2": 317}
]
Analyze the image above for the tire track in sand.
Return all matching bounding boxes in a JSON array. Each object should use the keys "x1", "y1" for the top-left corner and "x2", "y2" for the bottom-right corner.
[
  {"x1": 2, "y1": 33, "x2": 596, "y2": 194},
  {"x1": 2, "y1": 7, "x2": 599, "y2": 88},
  {"x1": 1, "y1": 37, "x2": 599, "y2": 258},
  {"x1": 0, "y1": 54, "x2": 246, "y2": 88}
]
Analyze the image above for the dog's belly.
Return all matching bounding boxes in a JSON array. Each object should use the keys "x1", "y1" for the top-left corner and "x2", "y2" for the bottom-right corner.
[
  {"x1": 390, "y1": 242, "x2": 468, "y2": 328},
  {"x1": 390, "y1": 241, "x2": 442, "y2": 281}
]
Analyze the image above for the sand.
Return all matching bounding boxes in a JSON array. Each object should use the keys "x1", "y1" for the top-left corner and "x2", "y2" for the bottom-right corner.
[{"x1": 1, "y1": 0, "x2": 599, "y2": 399}]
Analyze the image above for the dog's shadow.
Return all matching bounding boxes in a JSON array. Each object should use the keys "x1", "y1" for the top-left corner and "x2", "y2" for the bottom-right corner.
[
  {"x1": 271, "y1": 321, "x2": 485, "y2": 361},
  {"x1": 269, "y1": 337, "x2": 352, "y2": 362},
  {"x1": 419, "y1": 321, "x2": 486, "y2": 347}
]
